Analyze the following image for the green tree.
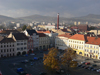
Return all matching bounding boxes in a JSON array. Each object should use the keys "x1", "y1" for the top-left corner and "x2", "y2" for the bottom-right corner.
[
  {"x1": 22, "y1": 25, "x2": 26, "y2": 31},
  {"x1": 26, "y1": 25, "x2": 32, "y2": 30},
  {"x1": 43, "y1": 47, "x2": 60, "y2": 72},
  {"x1": 61, "y1": 48, "x2": 77, "y2": 71}
]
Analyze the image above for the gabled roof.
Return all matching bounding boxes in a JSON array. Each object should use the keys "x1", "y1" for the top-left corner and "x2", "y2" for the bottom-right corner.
[
  {"x1": 26, "y1": 29, "x2": 38, "y2": 35},
  {"x1": 37, "y1": 30, "x2": 53, "y2": 34},
  {"x1": 69, "y1": 34, "x2": 85, "y2": 41},
  {"x1": 0, "y1": 30, "x2": 19, "y2": 35},
  {"x1": 58, "y1": 33, "x2": 72, "y2": 38},
  {"x1": 0, "y1": 38, "x2": 15, "y2": 43},
  {"x1": 37, "y1": 33, "x2": 46, "y2": 37},
  {"x1": 12, "y1": 33, "x2": 28, "y2": 40},
  {"x1": 0, "y1": 36, "x2": 4, "y2": 41},
  {"x1": 86, "y1": 37, "x2": 100, "y2": 45}
]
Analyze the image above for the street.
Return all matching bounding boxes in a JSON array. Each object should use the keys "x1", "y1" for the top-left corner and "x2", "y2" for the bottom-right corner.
[{"x1": 0, "y1": 50, "x2": 100, "y2": 75}]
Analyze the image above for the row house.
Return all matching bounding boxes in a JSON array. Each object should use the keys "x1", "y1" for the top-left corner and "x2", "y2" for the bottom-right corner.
[
  {"x1": 0, "y1": 29, "x2": 19, "y2": 37},
  {"x1": 55, "y1": 33, "x2": 71, "y2": 50},
  {"x1": 69, "y1": 34, "x2": 86, "y2": 56},
  {"x1": 24, "y1": 29, "x2": 39, "y2": 51},
  {"x1": 85, "y1": 37, "x2": 100, "y2": 59},
  {"x1": 8, "y1": 32, "x2": 28, "y2": 56},
  {"x1": 37, "y1": 33, "x2": 50, "y2": 50},
  {"x1": 37, "y1": 30, "x2": 58, "y2": 47},
  {"x1": 0, "y1": 36, "x2": 16, "y2": 57}
]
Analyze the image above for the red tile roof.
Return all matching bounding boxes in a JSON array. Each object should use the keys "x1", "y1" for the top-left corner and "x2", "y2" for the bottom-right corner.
[
  {"x1": 58, "y1": 33, "x2": 72, "y2": 38},
  {"x1": 86, "y1": 37, "x2": 100, "y2": 45},
  {"x1": 69, "y1": 34, "x2": 85, "y2": 41},
  {"x1": 37, "y1": 30, "x2": 54, "y2": 33}
]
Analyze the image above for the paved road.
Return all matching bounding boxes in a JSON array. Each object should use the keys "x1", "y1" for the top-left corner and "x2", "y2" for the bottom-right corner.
[{"x1": 0, "y1": 50, "x2": 100, "y2": 75}]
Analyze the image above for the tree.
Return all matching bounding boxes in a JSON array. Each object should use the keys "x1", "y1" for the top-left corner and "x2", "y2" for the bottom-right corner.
[
  {"x1": 43, "y1": 48, "x2": 60, "y2": 72},
  {"x1": 27, "y1": 25, "x2": 32, "y2": 30},
  {"x1": 22, "y1": 25, "x2": 26, "y2": 31},
  {"x1": 61, "y1": 48, "x2": 77, "y2": 71}
]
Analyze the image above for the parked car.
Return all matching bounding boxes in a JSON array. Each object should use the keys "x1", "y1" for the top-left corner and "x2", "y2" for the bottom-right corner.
[
  {"x1": 91, "y1": 68, "x2": 97, "y2": 71},
  {"x1": 88, "y1": 67, "x2": 93, "y2": 70},
  {"x1": 17, "y1": 68, "x2": 24, "y2": 73},
  {"x1": 85, "y1": 62, "x2": 90, "y2": 65},
  {"x1": 81, "y1": 65, "x2": 85, "y2": 68},
  {"x1": 18, "y1": 71, "x2": 27, "y2": 75},
  {"x1": 24, "y1": 60, "x2": 29, "y2": 63},
  {"x1": 96, "y1": 69, "x2": 100, "y2": 72},
  {"x1": 92, "y1": 64, "x2": 97, "y2": 67},
  {"x1": 84, "y1": 66, "x2": 89, "y2": 69},
  {"x1": 81, "y1": 61, "x2": 86, "y2": 64},
  {"x1": 39, "y1": 72, "x2": 47, "y2": 75},
  {"x1": 77, "y1": 64, "x2": 82, "y2": 67},
  {"x1": 34, "y1": 57, "x2": 39, "y2": 60},
  {"x1": 30, "y1": 53, "x2": 35, "y2": 56}
]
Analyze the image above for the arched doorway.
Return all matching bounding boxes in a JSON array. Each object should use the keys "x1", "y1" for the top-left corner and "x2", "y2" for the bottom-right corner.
[
  {"x1": 79, "y1": 52, "x2": 82, "y2": 55},
  {"x1": 17, "y1": 52, "x2": 21, "y2": 56},
  {"x1": 1, "y1": 55, "x2": 3, "y2": 58},
  {"x1": 7, "y1": 54, "x2": 9, "y2": 57},
  {"x1": 90, "y1": 54, "x2": 92, "y2": 58},
  {"x1": 22, "y1": 51, "x2": 26, "y2": 55},
  {"x1": 43, "y1": 45, "x2": 45, "y2": 49},
  {"x1": 87, "y1": 54, "x2": 88, "y2": 57}
]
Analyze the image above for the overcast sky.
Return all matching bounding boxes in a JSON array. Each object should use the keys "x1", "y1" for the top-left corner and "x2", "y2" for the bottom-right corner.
[{"x1": 0, "y1": 0, "x2": 100, "y2": 18}]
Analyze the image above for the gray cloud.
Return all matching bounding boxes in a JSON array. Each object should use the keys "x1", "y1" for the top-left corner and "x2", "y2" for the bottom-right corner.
[{"x1": 0, "y1": 0, "x2": 100, "y2": 18}]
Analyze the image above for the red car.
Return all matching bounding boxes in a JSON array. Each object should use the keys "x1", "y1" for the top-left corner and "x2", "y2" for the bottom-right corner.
[{"x1": 85, "y1": 62, "x2": 90, "y2": 65}]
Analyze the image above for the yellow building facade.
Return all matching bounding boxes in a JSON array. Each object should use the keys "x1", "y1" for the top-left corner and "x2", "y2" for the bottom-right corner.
[
  {"x1": 69, "y1": 34, "x2": 85, "y2": 56},
  {"x1": 84, "y1": 44, "x2": 99, "y2": 59}
]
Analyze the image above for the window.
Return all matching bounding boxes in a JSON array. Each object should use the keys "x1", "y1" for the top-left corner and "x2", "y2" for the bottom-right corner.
[
  {"x1": 13, "y1": 49, "x2": 14, "y2": 51},
  {"x1": 1, "y1": 45, "x2": 2, "y2": 48},
  {"x1": 94, "y1": 46, "x2": 95, "y2": 49},
  {"x1": 96, "y1": 51, "x2": 98, "y2": 54},
  {"x1": 4, "y1": 49, "x2": 6, "y2": 52},
  {"x1": 21, "y1": 47, "x2": 23, "y2": 50},
  {"x1": 85, "y1": 49, "x2": 86, "y2": 52},
  {"x1": 85, "y1": 45, "x2": 86, "y2": 47},
  {"x1": 4, "y1": 45, "x2": 6, "y2": 47},
  {"x1": 17, "y1": 43, "x2": 19, "y2": 45},
  {"x1": 24, "y1": 47, "x2": 26, "y2": 49},
  {"x1": 90, "y1": 46, "x2": 92, "y2": 48},
  {"x1": 21, "y1": 43, "x2": 23, "y2": 45},
  {"x1": 1, "y1": 50, "x2": 2, "y2": 52},
  {"x1": 17, "y1": 48, "x2": 20, "y2": 50},
  {"x1": 7, "y1": 49, "x2": 8, "y2": 52},
  {"x1": 10, "y1": 49, "x2": 11, "y2": 52},
  {"x1": 90, "y1": 50, "x2": 92, "y2": 53},
  {"x1": 94, "y1": 50, "x2": 95, "y2": 53},
  {"x1": 87, "y1": 49, "x2": 89, "y2": 52},
  {"x1": 24, "y1": 43, "x2": 26, "y2": 45}
]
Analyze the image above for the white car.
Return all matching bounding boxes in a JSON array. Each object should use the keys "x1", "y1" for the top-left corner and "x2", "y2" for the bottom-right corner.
[
  {"x1": 30, "y1": 53, "x2": 35, "y2": 56},
  {"x1": 81, "y1": 61, "x2": 86, "y2": 64},
  {"x1": 96, "y1": 69, "x2": 100, "y2": 72}
]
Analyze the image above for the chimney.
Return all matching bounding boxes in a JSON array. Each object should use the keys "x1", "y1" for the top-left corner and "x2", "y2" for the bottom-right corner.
[{"x1": 57, "y1": 13, "x2": 59, "y2": 30}]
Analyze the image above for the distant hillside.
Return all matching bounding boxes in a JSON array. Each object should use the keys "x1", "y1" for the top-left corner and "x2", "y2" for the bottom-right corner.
[
  {"x1": 0, "y1": 15, "x2": 15, "y2": 23},
  {"x1": 0, "y1": 14, "x2": 100, "y2": 24},
  {"x1": 17, "y1": 14, "x2": 100, "y2": 23}
]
